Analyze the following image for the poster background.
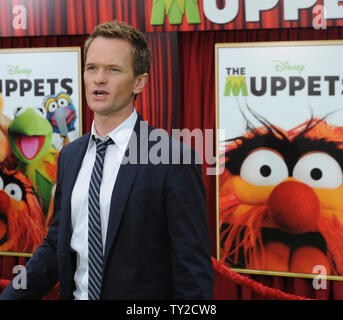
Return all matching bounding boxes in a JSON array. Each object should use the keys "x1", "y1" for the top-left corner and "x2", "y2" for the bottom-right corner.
[
  {"x1": 0, "y1": 47, "x2": 81, "y2": 256},
  {"x1": 217, "y1": 41, "x2": 343, "y2": 145},
  {"x1": 216, "y1": 40, "x2": 343, "y2": 280}
]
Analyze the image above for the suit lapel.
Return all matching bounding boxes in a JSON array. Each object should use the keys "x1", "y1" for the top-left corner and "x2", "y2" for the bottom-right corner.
[{"x1": 103, "y1": 115, "x2": 149, "y2": 265}]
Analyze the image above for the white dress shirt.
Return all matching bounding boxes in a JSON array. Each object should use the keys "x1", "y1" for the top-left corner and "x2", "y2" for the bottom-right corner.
[{"x1": 70, "y1": 109, "x2": 137, "y2": 300}]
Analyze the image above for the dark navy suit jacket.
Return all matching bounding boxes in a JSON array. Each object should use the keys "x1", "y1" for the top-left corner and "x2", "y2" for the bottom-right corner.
[{"x1": 0, "y1": 115, "x2": 213, "y2": 300}]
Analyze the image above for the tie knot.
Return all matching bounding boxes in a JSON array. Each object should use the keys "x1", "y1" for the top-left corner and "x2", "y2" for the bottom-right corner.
[{"x1": 94, "y1": 136, "x2": 114, "y2": 156}]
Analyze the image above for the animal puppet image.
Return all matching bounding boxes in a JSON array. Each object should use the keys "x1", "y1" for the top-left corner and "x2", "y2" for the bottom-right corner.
[
  {"x1": 219, "y1": 110, "x2": 343, "y2": 277},
  {"x1": 43, "y1": 92, "x2": 77, "y2": 146},
  {"x1": 8, "y1": 106, "x2": 59, "y2": 218},
  {"x1": 0, "y1": 94, "x2": 17, "y2": 169},
  {"x1": 0, "y1": 166, "x2": 45, "y2": 253}
]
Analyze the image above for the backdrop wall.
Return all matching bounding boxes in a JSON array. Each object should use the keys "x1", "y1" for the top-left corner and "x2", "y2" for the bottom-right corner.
[{"x1": 0, "y1": 4, "x2": 343, "y2": 299}]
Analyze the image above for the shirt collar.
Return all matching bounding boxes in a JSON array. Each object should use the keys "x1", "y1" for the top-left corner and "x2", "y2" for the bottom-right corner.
[{"x1": 88, "y1": 108, "x2": 137, "y2": 152}]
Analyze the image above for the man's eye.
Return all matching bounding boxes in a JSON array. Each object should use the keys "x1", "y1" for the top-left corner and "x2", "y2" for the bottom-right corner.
[{"x1": 86, "y1": 66, "x2": 95, "y2": 71}]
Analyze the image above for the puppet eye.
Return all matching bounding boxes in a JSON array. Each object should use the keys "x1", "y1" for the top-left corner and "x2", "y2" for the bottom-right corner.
[
  {"x1": 0, "y1": 177, "x2": 3, "y2": 190},
  {"x1": 34, "y1": 106, "x2": 46, "y2": 118},
  {"x1": 240, "y1": 149, "x2": 288, "y2": 186},
  {"x1": 13, "y1": 106, "x2": 25, "y2": 118},
  {"x1": 293, "y1": 152, "x2": 343, "y2": 189},
  {"x1": 57, "y1": 97, "x2": 69, "y2": 108},
  {"x1": 47, "y1": 101, "x2": 58, "y2": 113},
  {"x1": 4, "y1": 183, "x2": 23, "y2": 201}
]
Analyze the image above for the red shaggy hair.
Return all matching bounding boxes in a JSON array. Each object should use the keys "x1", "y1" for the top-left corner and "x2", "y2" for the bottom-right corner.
[
  {"x1": 220, "y1": 118, "x2": 343, "y2": 274},
  {"x1": 0, "y1": 166, "x2": 45, "y2": 253}
]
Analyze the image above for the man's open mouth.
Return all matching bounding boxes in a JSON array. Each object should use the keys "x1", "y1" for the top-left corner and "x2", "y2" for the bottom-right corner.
[{"x1": 93, "y1": 90, "x2": 108, "y2": 97}]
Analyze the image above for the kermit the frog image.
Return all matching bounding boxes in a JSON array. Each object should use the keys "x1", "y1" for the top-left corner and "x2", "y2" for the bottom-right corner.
[{"x1": 8, "y1": 106, "x2": 59, "y2": 217}]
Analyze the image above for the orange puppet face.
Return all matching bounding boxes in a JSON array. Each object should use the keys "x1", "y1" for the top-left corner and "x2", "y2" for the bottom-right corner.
[
  {"x1": 220, "y1": 118, "x2": 343, "y2": 276},
  {"x1": 0, "y1": 166, "x2": 45, "y2": 253}
]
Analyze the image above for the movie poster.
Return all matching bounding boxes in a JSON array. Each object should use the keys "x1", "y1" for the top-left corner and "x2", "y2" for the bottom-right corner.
[
  {"x1": 216, "y1": 40, "x2": 343, "y2": 280},
  {"x1": 0, "y1": 47, "x2": 81, "y2": 256}
]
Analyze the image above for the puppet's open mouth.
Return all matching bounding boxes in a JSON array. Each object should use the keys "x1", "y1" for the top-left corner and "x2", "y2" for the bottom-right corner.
[
  {"x1": 50, "y1": 107, "x2": 75, "y2": 127},
  {"x1": 0, "y1": 214, "x2": 8, "y2": 245},
  {"x1": 260, "y1": 227, "x2": 329, "y2": 274},
  {"x1": 15, "y1": 134, "x2": 45, "y2": 160},
  {"x1": 260, "y1": 227, "x2": 327, "y2": 253},
  {"x1": 220, "y1": 224, "x2": 328, "y2": 272}
]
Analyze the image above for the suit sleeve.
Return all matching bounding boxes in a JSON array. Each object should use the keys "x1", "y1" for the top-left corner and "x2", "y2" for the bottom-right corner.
[
  {"x1": 165, "y1": 146, "x2": 214, "y2": 299},
  {"x1": 0, "y1": 149, "x2": 64, "y2": 300}
]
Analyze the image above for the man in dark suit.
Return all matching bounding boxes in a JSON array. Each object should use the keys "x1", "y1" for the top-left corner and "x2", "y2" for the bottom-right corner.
[{"x1": 0, "y1": 20, "x2": 213, "y2": 300}]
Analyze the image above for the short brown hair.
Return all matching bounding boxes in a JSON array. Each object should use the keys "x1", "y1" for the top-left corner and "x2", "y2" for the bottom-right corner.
[{"x1": 84, "y1": 20, "x2": 152, "y2": 76}]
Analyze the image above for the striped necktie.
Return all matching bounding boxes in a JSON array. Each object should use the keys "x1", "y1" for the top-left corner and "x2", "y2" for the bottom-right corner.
[{"x1": 88, "y1": 136, "x2": 114, "y2": 300}]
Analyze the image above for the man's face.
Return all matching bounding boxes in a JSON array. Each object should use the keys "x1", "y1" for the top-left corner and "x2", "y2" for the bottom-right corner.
[{"x1": 84, "y1": 36, "x2": 145, "y2": 117}]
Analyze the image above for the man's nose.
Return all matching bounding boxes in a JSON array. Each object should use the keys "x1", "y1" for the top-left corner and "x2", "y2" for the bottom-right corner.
[{"x1": 95, "y1": 69, "x2": 107, "y2": 84}]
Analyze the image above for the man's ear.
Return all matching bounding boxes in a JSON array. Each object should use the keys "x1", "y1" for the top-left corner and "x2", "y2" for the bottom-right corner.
[{"x1": 133, "y1": 73, "x2": 148, "y2": 95}]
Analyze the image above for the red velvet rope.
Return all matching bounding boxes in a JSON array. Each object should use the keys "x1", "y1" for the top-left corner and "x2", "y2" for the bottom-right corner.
[
  {"x1": 212, "y1": 257, "x2": 314, "y2": 300},
  {"x1": 0, "y1": 260, "x2": 313, "y2": 300},
  {"x1": 0, "y1": 279, "x2": 9, "y2": 290}
]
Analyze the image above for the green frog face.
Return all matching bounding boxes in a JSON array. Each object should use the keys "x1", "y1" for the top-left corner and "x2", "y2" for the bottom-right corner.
[{"x1": 8, "y1": 106, "x2": 53, "y2": 164}]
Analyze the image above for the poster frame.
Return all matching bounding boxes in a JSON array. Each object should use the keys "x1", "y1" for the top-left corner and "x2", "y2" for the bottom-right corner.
[
  {"x1": 0, "y1": 46, "x2": 82, "y2": 257},
  {"x1": 215, "y1": 39, "x2": 343, "y2": 281}
]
